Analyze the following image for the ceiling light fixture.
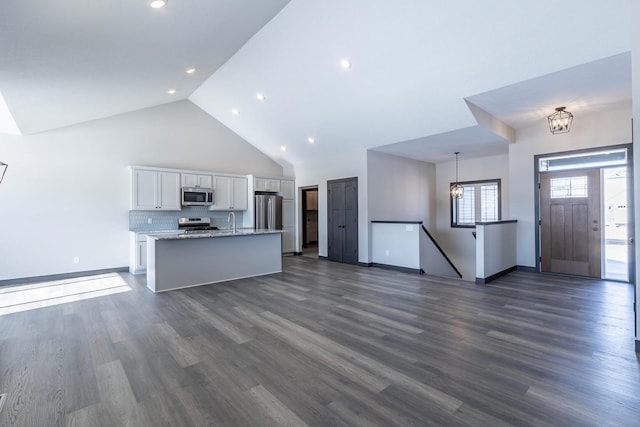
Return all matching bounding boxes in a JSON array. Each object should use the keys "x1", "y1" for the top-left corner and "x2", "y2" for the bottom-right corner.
[
  {"x1": 307, "y1": 137, "x2": 315, "y2": 144},
  {"x1": 148, "y1": 0, "x2": 167, "y2": 9},
  {"x1": 256, "y1": 93, "x2": 265, "y2": 101},
  {"x1": 280, "y1": 146, "x2": 287, "y2": 152},
  {"x1": 0, "y1": 161, "x2": 7, "y2": 185},
  {"x1": 185, "y1": 68, "x2": 196, "y2": 74},
  {"x1": 340, "y1": 59, "x2": 352, "y2": 69},
  {"x1": 450, "y1": 152, "x2": 463, "y2": 199},
  {"x1": 231, "y1": 108, "x2": 239, "y2": 115},
  {"x1": 167, "y1": 89, "x2": 176, "y2": 94},
  {"x1": 548, "y1": 106, "x2": 573, "y2": 134}
]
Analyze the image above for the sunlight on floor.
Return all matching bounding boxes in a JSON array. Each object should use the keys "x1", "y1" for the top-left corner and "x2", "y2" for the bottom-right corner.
[{"x1": 0, "y1": 273, "x2": 132, "y2": 316}]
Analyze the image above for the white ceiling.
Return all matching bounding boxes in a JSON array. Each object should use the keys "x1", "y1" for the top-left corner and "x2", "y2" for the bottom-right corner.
[
  {"x1": 0, "y1": 0, "x2": 291, "y2": 135},
  {"x1": 1, "y1": 0, "x2": 632, "y2": 165}
]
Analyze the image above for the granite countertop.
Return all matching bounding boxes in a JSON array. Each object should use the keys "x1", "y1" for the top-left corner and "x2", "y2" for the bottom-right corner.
[{"x1": 145, "y1": 229, "x2": 284, "y2": 240}]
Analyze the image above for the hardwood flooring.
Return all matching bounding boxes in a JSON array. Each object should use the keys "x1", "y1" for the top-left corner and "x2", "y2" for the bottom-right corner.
[{"x1": 1, "y1": 256, "x2": 638, "y2": 426}]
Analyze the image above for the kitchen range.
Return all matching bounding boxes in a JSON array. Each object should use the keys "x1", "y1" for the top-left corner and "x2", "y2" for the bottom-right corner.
[{"x1": 178, "y1": 216, "x2": 218, "y2": 235}]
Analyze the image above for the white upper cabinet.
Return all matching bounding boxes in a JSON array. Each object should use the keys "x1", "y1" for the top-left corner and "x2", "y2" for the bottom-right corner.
[
  {"x1": 282, "y1": 198, "x2": 295, "y2": 253},
  {"x1": 181, "y1": 173, "x2": 213, "y2": 189},
  {"x1": 231, "y1": 177, "x2": 249, "y2": 210},
  {"x1": 131, "y1": 168, "x2": 181, "y2": 211},
  {"x1": 255, "y1": 177, "x2": 281, "y2": 192},
  {"x1": 211, "y1": 176, "x2": 248, "y2": 211},
  {"x1": 281, "y1": 179, "x2": 295, "y2": 199}
]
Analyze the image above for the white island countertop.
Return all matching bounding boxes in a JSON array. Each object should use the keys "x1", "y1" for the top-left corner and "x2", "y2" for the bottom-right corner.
[{"x1": 146, "y1": 228, "x2": 283, "y2": 240}]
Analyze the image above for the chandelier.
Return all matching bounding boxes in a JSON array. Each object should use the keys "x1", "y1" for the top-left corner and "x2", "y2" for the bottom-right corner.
[
  {"x1": 450, "y1": 152, "x2": 463, "y2": 199},
  {"x1": 548, "y1": 106, "x2": 573, "y2": 134}
]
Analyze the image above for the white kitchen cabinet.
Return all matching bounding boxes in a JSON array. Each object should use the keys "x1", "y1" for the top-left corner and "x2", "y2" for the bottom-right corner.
[
  {"x1": 282, "y1": 198, "x2": 295, "y2": 253},
  {"x1": 129, "y1": 232, "x2": 148, "y2": 274},
  {"x1": 255, "y1": 177, "x2": 281, "y2": 193},
  {"x1": 281, "y1": 179, "x2": 295, "y2": 199},
  {"x1": 131, "y1": 168, "x2": 181, "y2": 211},
  {"x1": 210, "y1": 176, "x2": 248, "y2": 211},
  {"x1": 181, "y1": 173, "x2": 213, "y2": 189}
]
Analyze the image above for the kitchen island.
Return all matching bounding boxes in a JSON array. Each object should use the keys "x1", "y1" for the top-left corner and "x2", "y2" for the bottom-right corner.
[{"x1": 146, "y1": 229, "x2": 283, "y2": 292}]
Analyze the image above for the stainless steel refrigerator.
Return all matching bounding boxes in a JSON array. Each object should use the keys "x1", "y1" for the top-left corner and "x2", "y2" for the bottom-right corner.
[{"x1": 255, "y1": 193, "x2": 282, "y2": 230}]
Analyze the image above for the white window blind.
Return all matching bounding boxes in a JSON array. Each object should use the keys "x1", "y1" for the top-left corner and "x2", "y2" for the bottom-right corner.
[
  {"x1": 457, "y1": 186, "x2": 475, "y2": 224},
  {"x1": 451, "y1": 179, "x2": 501, "y2": 227},
  {"x1": 550, "y1": 176, "x2": 588, "y2": 198},
  {"x1": 480, "y1": 183, "x2": 499, "y2": 221}
]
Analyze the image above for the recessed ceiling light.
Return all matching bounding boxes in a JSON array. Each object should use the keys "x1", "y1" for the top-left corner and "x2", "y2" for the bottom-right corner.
[
  {"x1": 167, "y1": 89, "x2": 176, "y2": 94},
  {"x1": 232, "y1": 108, "x2": 239, "y2": 115},
  {"x1": 148, "y1": 0, "x2": 167, "y2": 9},
  {"x1": 307, "y1": 137, "x2": 315, "y2": 144},
  {"x1": 280, "y1": 146, "x2": 287, "y2": 152},
  {"x1": 256, "y1": 92, "x2": 265, "y2": 101},
  {"x1": 185, "y1": 68, "x2": 196, "y2": 74},
  {"x1": 340, "y1": 59, "x2": 352, "y2": 69}
]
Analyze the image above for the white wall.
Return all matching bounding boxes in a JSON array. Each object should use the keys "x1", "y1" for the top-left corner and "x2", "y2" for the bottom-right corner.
[
  {"x1": 631, "y1": 0, "x2": 640, "y2": 344},
  {"x1": 293, "y1": 149, "x2": 368, "y2": 262},
  {"x1": 476, "y1": 222, "x2": 517, "y2": 280},
  {"x1": 366, "y1": 150, "x2": 436, "y2": 229},
  {"x1": 509, "y1": 105, "x2": 632, "y2": 269},
  {"x1": 434, "y1": 153, "x2": 510, "y2": 280},
  {"x1": 0, "y1": 100, "x2": 283, "y2": 281},
  {"x1": 371, "y1": 222, "x2": 420, "y2": 269}
]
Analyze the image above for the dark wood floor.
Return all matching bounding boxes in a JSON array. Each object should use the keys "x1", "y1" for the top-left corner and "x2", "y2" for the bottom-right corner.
[{"x1": 1, "y1": 256, "x2": 639, "y2": 426}]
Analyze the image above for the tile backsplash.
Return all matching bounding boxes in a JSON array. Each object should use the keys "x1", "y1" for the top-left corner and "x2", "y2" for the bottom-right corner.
[{"x1": 129, "y1": 207, "x2": 244, "y2": 232}]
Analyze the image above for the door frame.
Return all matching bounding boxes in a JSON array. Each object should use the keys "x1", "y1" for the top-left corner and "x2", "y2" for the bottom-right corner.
[
  {"x1": 534, "y1": 143, "x2": 634, "y2": 281},
  {"x1": 301, "y1": 186, "x2": 318, "y2": 249}
]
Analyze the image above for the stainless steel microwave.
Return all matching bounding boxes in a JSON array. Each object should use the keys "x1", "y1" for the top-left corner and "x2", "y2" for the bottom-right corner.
[{"x1": 181, "y1": 187, "x2": 214, "y2": 206}]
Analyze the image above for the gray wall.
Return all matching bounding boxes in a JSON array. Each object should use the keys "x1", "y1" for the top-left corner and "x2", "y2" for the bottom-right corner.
[
  {"x1": 0, "y1": 100, "x2": 283, "y2": 280},
  {"x1": 367, "y1": 150, "x2": 436, "y2": 229}
]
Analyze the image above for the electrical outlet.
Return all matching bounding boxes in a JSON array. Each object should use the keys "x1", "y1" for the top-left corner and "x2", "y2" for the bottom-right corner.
[
  {"x1": 147, "y1": 218, "x2": 153, "y2": 224},
  {"x1": 73, "y1": 257, "x2": 79, "y2": 263}
]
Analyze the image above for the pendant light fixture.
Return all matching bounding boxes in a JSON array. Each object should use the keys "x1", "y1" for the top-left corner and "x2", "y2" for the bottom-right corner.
[
  {"x1": 450, "y1": 152, "x2": 463, "y2": 199},
  {"x1": 0, "y1": 161, "x2": 7, "y2": 185},
  {"x1": 548, "y1": 106, "x2": 573, "y2": 134}
]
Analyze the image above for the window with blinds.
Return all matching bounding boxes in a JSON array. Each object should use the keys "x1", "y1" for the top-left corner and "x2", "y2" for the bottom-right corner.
[
  {"x1": 451, "y1": 179, "x2": 501, "y2": 227},
  {"x1": 550, "y1": 176, "x2": 588, "y2": 198}
]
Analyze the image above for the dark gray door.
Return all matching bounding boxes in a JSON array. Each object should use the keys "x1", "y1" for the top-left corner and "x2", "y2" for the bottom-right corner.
[{"x1": 328, "y1": 178, "x2": 358, "y2": 264}]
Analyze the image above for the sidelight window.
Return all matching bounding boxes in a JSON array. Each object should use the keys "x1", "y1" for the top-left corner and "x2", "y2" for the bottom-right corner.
[{"x1": 451, "y1": 179, "x2": 501, "y2": 227}]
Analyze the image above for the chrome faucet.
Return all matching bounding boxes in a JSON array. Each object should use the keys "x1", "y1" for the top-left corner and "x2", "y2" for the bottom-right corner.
[{"x1": 228, "y1": 211, "x2": 236, "y2": 233}]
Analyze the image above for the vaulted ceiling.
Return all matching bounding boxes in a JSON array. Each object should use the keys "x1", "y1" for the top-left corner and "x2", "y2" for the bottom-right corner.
[{"x1": 0, "y1": 0, "x2": 632, "y2": 165}]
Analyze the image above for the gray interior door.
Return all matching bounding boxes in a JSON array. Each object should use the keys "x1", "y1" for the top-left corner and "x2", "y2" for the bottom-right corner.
[
  {"x1": 540, "y1": 169, "x2": 601, "y2": 277},
  {"x1": 328, "y1": 178, "x2": 358, "y2": 264}
]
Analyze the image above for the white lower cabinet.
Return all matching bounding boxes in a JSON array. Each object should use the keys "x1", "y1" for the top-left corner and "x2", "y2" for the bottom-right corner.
[{"x1": 130, "y1": 232, "x2": 147, "y2": 274}]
